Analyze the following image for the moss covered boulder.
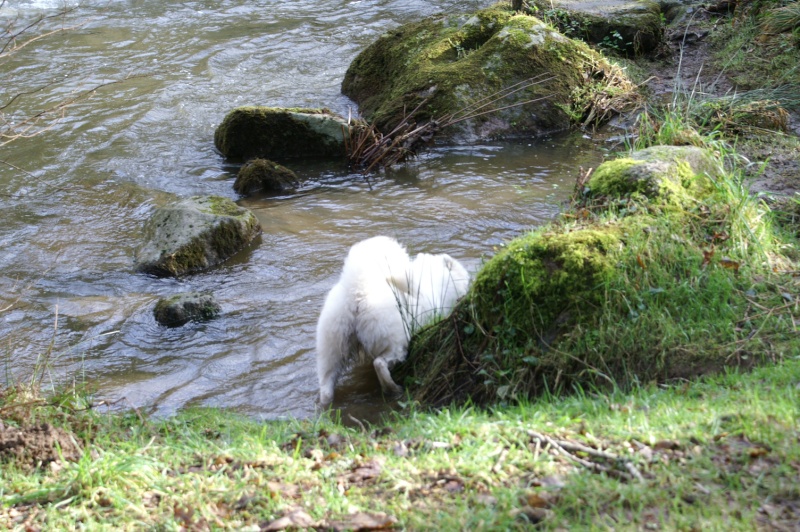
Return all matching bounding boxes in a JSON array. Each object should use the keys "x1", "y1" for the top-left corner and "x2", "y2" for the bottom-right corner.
[
  {"x1": 471, "y1": 227, "x2": 623, "y2": 336},
  {"x1": 588, "y1": 145, "x2": 720, "y2": 204},
  {"x1": 153, "y1": 292, "x2": 222, "y2": 327},
  {"x1": 342, "y1": 3, "x2": 636, "y2": 142},
  {"x1": 234, "y1": 159, "x2": 299, "y2": 195},
  {"x1": 398, "y1": 145, "x2": 781, "y2": 407},
  {"x1": 214, "y1": 107, "x2": 348, "y2": 161},
  {"x1": 399, "y1": 219, "x2": 634, "y2": 405},
  {"x1": 135, "y1": 196, "x2": 261, "y2": 277},
  {"x1": 529, "y1": 0, "x2": 664, "y2": 56}
]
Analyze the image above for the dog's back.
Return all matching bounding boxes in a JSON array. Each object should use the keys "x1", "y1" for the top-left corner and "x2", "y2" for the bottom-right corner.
[{"x1": 316, "y1": 236, "x2": 411, "y2": 406}]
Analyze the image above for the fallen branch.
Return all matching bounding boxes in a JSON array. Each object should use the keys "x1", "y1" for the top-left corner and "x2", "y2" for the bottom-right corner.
[{"x1": 527, "y1": 430, "x2": 645, "y2": 482}]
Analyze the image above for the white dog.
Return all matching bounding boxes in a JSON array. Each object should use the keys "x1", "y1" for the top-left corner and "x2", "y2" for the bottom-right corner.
[{"x1": 316, "y1": 236, "x2": 469, "y2": 406}]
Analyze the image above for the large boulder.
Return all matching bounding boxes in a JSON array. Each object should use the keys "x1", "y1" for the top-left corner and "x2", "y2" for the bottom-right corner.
[
  {"x1": 397, "y1": 146, "x2": 771, "y2": 406},
  {"x1": 341, "y1": 3, "x2": 636, "y2": 142},
  {"x1": 135, "y1": 195, "x2": 261, "y2": 277},
  {"x1": 214, "y1": 107, "x2": 349, "y2": 161},
  {"x1": 528, "y1": 0, "x2": 664, "y2": 56}
]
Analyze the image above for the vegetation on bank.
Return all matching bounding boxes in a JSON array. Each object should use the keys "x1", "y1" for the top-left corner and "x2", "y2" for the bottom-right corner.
[
  {"x1": 396, "y1": 0, "x2": 800, "y2": 408},
  {"x1": 1, "y1": 359, "x2": 799, "y2": 530},
  {"x1": 2, "y1": 1, "x2": 800, "y2": 530}
]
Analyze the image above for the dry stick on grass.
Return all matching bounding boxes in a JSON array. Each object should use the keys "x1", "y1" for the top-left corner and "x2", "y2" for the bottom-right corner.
[{"x1": 527, "y1": 430, "x2": 645, "y2": 482}]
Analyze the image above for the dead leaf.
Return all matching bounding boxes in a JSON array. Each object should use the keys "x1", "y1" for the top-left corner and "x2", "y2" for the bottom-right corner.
[
  {"x1": 513, "y1": 506, "x2": 553, "y2": 524},
  {"x1": 142, "y1": 490, "x2": 161, "y2": 508},
  {"x1": 341, "y1": 459, "x2": 383, "y2": 486},
  {"x1": 262, "y1": 508, "x2": 318, "y2": 531},
  {"x1": 442, "y1": 479, "x2": 464, "y2": 493},
  {"x1": 748, "y1": 446, "x2": 770, "y2": 459},
  {"x1": 702, "y1": 247, "x2": 715, "y2": 269},
  {"x1": 266, "y1": 481, "x2": 301, "y2": 500},
  {"x1": 653, "y1": 440, "x2": 682, "y2": 451},
  {"x1": 327, "y1": 512, "x2": 398, "y2": 531},
  {"x1": 525, "y1": 492, "x2": 552, "y2": 508},
  {"x1": 719, "y1": 257, "x2": 740, "y2": 272}
]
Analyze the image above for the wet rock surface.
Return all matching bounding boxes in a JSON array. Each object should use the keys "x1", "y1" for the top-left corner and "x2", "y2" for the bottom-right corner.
[{"x1": 135, "y1": 195, "x2": 261, "y2": 278}]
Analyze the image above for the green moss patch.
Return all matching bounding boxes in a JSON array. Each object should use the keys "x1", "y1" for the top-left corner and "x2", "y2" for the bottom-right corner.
[
  {"x1": 135, "y1": 196, "x2": 261, "y2": 277},
  {"x1": 588, "y1": 145, "x2": 719, "y2": 205},
  {"x1": 529, "y1": 0, "x2": 664, "y2": 56}
]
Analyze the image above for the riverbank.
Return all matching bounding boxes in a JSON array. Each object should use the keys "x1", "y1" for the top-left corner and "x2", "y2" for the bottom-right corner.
[
  {"x1": 2, "y1": 1, "x2": 799, "y2": 529},
  {"x1": 2, "y1": 359, "x2": 798, "y2": 529}
]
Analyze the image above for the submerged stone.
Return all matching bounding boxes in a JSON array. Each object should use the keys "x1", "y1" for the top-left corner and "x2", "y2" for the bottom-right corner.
[
  {"x1": 588, "y1": 145, "x2": 720, "y2": 204},
  {"x1": 234, "y1": 158, "x2": 299, "y2": 195},
  {"x1": 135, "y1": 195, "x2": 261, "y2": 277},
  {"x1": 214, "y1": 107, "x2": 349, "y2": 161},
  {"x1": 529, "y1": 0, "x2": 664, "y2": 56},
  {"x1": 153, "y1": 292, "x2": 221, "y2": 327},
  {"x1": 342, "y1": 3, "x2": 636, "y2": 142}
]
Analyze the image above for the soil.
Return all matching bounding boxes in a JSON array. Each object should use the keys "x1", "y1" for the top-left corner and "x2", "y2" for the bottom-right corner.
[
  {"x1": 0, "y1": 422, "x2": 82, "y2": 468},
  {"x1": 636, "y1": 4, "x2": 800, "y2": 199}
]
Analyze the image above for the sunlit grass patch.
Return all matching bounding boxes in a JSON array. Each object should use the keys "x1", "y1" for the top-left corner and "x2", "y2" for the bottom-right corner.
[{"x1": 2, "y1": 358, "x2": 799, "y2": 529}]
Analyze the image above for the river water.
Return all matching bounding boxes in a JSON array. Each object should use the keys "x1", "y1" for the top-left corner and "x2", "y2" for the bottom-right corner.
[{"x1": 1, "y1": 0, "x2": 605, "y2": 419}]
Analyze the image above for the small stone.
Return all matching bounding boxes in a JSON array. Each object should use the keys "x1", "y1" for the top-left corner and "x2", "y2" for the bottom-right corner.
[{"x1": 153, "y1": 292, "x2": 221, "y2": 327}]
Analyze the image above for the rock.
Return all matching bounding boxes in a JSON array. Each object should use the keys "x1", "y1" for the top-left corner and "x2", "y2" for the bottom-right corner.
[
  {"x1": 153, "y1": 292, "x2": 221, "y2": 327},
  {"x1": 471, "y1": 225, "x2": 625, "y2": 335},
  {"x1": 135, "y1": 195, "x2": 261, "y2": 277},
  {"x1": 214, "y1": 107, "x2": 349, "y2": 161},
  {"x1": 529, "y1": 0, "x2": 664, "y2": 56},
  {"x1": 234, "y1": 158, "x2": 299, "y2": 195},
  {"x1": 341, "y1": 4, "x2": 636, "y2": 142},
  {"x1": 588, "y1": 145, "x2": 720, "y2": 204}
]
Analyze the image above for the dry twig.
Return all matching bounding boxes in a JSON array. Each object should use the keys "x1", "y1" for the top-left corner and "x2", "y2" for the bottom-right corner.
[{"x1": 527, "y1": 430, "x2": 645, "y2": 482}]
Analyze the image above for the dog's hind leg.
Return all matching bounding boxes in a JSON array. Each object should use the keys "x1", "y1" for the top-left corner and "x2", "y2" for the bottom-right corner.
[
  {"x1": 372, "y1": 343, "x2": 406, "y2": 396},
  {"x1": 316, "y1": 284, "x2": 354, "y2": 407},
  {"x1": 373, "y1": 357, "x2": 403, "y2": 396}
]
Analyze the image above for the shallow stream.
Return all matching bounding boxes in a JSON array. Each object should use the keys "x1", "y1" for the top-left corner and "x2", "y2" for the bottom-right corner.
[{"x1": 1, "y1": 0, "x2": 605, "y2": 419}]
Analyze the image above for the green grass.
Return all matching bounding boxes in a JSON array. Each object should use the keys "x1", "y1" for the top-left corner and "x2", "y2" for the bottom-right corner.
[
  {"x1": 709, "y1": 0, "x2": 800, "y2": 91},
  {"x1": 2, "y1": 359, "x2": 799, "y2": 530}
]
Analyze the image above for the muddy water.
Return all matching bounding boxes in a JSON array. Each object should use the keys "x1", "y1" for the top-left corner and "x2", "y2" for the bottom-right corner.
[{"x1": 0, "y1": 0, "x2": 604, "y2": 419}]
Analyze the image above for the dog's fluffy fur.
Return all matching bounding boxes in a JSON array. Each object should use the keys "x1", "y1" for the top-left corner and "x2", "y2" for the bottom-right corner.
[{"x1": 316, "y1": 236, "x2": 469, "y2": 406}]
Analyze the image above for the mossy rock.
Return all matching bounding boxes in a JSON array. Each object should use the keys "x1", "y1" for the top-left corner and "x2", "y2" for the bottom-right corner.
[
  {"x1": 153, "y1": 292, "x2": 221, "y2": 327},
  {"x1": 398, "y1": 145, "x2": 776, "y2": 406},
  {"x1": 471, "y1": 226, "x2": 624, "y2": 335},
  {"x1": 234, "y1": 158, "x2": 299, "y2": 195},
  {"x1": 214, "y1": 107, "x2": 349, "y2": 161},
  {"x1": 135, "y1": 196, "x2": 261, "y2": 277},
  {"x1": 342, "y1": 3, "x2": 636, "y2": 142},
  {"x1": 588, "y1": 145, "x2": 720, "y2": 204},
  {"x1": 399, "y1": 220, "x2": 633, "y2": 405},
  {"x1": 529, "y1": 0, "x2": 664, "y2": 56}
]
